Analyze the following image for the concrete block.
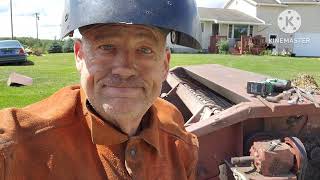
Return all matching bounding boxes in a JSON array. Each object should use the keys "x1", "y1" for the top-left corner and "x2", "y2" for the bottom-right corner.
[{"x1": 7, "y1": 72, "x2": 33, "y2": 86}]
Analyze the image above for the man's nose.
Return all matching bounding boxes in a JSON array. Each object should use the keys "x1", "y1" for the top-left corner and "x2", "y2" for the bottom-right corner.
[{"x1": 111, "y1": 52, "x2": 137, "y2": 79}]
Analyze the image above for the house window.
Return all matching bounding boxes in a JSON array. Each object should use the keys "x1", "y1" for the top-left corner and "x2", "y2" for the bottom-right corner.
[
  {"x1": 249, "y1": 25, "x2": 254, "y2": 36},
  {"x1": 270, "y1": 34, "x2": 277, "y2": 40},
  {"x1": 228, "y1": 24, "x2": 233, "y2": 38},
  {"x1": 201, "y1": 23, "x2": 204, "y2": 33},
  {"x1": 233, "y1": 25, "x2": 248, "y2": 39}
]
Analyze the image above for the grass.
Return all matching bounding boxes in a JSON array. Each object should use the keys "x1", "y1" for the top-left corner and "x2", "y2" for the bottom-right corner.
[
  {"x1": 0, "y1": 53, "x2": 79, "y2": 108},
  {"x1": 0, "y1": 53, "x2": 319, "y2": 108}
]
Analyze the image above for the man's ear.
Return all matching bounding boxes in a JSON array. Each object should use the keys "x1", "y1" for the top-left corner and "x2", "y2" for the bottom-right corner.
[
  {"x1": 162, "y1": 48, "x2": 171, "y2": 82},
  {"x1": 74, "y1": 39, "x2": 84, "y2": 72}
]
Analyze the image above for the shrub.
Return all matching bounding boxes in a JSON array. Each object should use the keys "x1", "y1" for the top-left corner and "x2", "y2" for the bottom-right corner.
[
  {"x1": 261, "y1": 50, "x2": 272, "y2": 56},
  {"x1": 217, "y1": 40, "x2": 229, "y2": 54}
]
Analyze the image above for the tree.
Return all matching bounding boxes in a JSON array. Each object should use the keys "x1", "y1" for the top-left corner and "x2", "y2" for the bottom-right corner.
[
  {"x1": 63, "y1": 38, "x2": 74, "y2": 53},
  {"x1": 48, "y1": 41, "x2": 63, "y2": 53},
  {"x1": 1, "y1": 37, "x2": 64, "y2": 54}
]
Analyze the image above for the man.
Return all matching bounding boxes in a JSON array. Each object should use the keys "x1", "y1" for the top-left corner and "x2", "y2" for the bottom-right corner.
[{"x1": 0, "y1": 0, "x2": 201, "y2": 179}]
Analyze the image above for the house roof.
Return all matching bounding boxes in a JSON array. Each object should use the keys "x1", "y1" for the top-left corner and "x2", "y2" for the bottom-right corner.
[
  {"x1": 224, "y1": 0, "x2": 320, "y2": 7},
  {"x1": 280, "y1": 0, "x2": 320, "y2": 3},
  {"x1": 253, "y1": 0, "x2": 279, "y2": 4},
  {"x1": 198, "y1": 7, "x2": 265, "y2": 25}
]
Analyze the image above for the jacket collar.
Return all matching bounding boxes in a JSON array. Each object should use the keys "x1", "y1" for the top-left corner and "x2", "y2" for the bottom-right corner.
[{"x1": 80, "y1": 88, "x2": 161, "y2": 154}]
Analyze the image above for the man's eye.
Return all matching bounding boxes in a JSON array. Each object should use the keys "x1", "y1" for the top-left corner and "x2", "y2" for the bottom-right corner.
[
  {"x1": 138, "y1": 47, "x2": 153, "y2": 54},
  {"x1": 99, "y1": 45, "x2": 114, "y2": 51}
]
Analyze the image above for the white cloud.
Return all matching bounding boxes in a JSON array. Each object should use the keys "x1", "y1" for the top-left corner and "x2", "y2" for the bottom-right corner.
[
  {"x1": 0, "y1": 0, "x2": 227, "y2": 40},
  {"x1": 0, "y1": 0, "x2": 64, "y2": 39}
]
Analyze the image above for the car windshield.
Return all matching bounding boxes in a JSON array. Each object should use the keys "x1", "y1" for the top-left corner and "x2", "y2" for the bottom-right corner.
[{"x1": 0, "y1": 41, "x2": 21, "y2": 48}]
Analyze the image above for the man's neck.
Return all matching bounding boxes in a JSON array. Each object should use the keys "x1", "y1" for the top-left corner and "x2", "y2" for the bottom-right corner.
[
  {"x1": 114, "y1": 110, "x2": 151, "y2": 136},
  {"x1": 86, "y1": 100, "x2": 149, "y2": 136},
  {"x1": 118, "y1": 121, "x2": 141, "y2": 137}
]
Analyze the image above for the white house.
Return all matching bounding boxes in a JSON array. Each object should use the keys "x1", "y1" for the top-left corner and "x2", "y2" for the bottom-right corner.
[{"x1": 197, "y1": 0, "x2": 320, "y2": 56}]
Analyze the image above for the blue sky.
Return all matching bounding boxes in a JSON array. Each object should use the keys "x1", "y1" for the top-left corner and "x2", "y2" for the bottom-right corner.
[{"x1": 0, "y1": 0, "x2": 227, "y2": 39}]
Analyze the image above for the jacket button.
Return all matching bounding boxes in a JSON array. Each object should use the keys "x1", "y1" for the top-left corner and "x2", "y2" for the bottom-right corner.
[{"x1": 130, "y1": 148, "x2": 137, "y2": 158}]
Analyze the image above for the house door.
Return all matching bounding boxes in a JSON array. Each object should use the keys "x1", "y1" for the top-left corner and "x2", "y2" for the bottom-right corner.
[
  {"x1": 294, "y1": 33, "x2": 320, "y2": 57},
  {"x1": 212, "y1": 24, "x2": 219, "y2": 36}
]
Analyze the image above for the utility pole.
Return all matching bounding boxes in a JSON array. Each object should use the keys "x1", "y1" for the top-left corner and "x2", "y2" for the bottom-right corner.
[
  {"x1": 10, "y1": 0, "x2": 14, "y2": 39},
  {"x1": 35, "y1": 13, "x2": 40, "y2": 40}
]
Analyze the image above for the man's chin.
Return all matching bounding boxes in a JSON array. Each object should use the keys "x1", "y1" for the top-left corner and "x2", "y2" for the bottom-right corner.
[
  {"x1": 102, "y1": 102, "x2": 142, "y2": 115},
  {"x1": 101, "y1": 108, "x2": 142, "y2": 124},
  {"x1": 102, "y1": 98, "x2": 139, "y2": 108}
]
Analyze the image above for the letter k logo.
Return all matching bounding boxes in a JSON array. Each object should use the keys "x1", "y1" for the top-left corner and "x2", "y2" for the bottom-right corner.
[
  {"x1": 286, "y1": 16, "x2": 294, "y2": 27},
  {"x1": 278, "y1": 10, "x2": 301, "y2": 34}
]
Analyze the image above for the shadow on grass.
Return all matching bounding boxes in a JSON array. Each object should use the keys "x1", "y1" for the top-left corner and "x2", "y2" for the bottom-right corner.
[{"x1": 0, "y1": 60, "x2": 35, "y2": 66}]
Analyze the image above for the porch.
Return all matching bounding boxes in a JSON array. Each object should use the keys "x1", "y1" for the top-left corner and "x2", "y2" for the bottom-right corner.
[
  {"x1": 198, "y1": 7, "x2": 267, "y2": 54},
  {"x1": 209, "y1": 35, "x2": 267, "y2": 55}
]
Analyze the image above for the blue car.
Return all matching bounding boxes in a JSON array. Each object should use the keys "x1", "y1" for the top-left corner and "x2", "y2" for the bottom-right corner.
[{"x1": 0, "y1": 40, "x2": 27, "y2": 64}]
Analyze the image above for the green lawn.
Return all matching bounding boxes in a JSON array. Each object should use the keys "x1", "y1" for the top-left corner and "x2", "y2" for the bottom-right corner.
[{"x1": 0, "y1": 53, "x2": 319, "y2": 108}]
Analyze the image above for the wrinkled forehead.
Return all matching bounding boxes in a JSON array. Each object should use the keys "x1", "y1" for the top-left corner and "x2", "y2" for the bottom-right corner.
[{"x1": 79, "y1": 24, "x2": 167, "y2": 43}]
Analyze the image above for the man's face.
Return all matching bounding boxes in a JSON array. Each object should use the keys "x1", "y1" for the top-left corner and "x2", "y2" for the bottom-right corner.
[{"x1": 74, "y1": 24, "x2": 170, "y2": 126}]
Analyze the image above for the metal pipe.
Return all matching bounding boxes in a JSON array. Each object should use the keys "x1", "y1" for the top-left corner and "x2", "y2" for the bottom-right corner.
[{"x1": 231, "y1": 156, "x2": 254, "y2": 165}]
